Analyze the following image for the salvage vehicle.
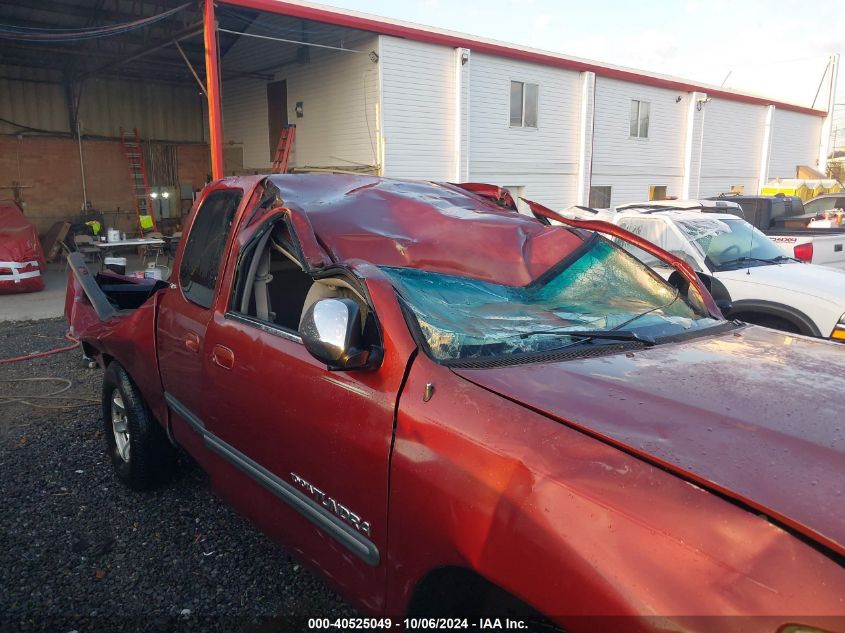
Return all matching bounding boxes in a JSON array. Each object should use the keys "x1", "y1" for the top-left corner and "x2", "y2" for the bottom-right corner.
[
  {"x1": 564, "y1": 200, "x2": 845, "y2": 340},
  {"x1": 706, "y1": 194, "x2": 845, "y2": 269},
  {"x1": 66, "y1": 175, "x2": 845, "y2": 631},
  {"x1": 0, "y1": 201, "x2": 46, "y2": 294}
]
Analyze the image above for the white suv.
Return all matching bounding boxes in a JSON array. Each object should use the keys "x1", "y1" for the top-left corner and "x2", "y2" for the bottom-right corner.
[{"x1": 564, "y1": 201, "x2": 845, "y2": 341}]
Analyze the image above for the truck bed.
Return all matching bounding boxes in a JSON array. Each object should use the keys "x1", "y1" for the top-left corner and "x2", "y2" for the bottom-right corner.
[{"x1": 66, "y1": 252, "x2": 165, "y2": 321}]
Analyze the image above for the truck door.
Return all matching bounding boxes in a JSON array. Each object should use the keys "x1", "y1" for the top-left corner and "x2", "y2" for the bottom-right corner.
[
  {"x1": 197, "y1": 215, "x2": 416, "y2": 613},
  {"x1": 156, "y1": 187, "x2": 243, "y2": 460}
]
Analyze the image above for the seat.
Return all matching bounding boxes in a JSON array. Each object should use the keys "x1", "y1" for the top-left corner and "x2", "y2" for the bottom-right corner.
[
  {"x1": 141, "y1": 231, "x2": 165, "y2": 268},
  {"x1": 164, "y1": 231, "x2": 182, "y2": 266},
  {"x1": 74, "y1": 234, "x2": 101, "y2": 264}
]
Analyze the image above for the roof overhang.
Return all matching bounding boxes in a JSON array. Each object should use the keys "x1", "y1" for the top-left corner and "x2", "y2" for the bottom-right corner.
[{"x1": 221, "y1": 0, "x2": 828, "y2": 117}]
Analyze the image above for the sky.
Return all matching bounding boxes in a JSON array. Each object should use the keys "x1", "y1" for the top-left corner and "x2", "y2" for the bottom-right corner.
[{"x1": 318, "y1": 0, "x2": 845, "y2": 151}]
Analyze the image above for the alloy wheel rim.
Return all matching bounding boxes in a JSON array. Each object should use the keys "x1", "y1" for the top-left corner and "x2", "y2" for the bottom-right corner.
[{"x1": 111, "y1": 391, "x2": 130, "y2": 463}]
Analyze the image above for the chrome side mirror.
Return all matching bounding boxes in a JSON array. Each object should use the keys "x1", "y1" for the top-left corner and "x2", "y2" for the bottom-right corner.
[{"x1": 300, "y1": 298, "x2": 373, "y2": 370}]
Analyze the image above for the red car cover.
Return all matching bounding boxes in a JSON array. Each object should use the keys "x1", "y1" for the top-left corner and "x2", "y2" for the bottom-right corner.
[{"x1": 0, "y1": 203, "x2": 46, "y2": 294}]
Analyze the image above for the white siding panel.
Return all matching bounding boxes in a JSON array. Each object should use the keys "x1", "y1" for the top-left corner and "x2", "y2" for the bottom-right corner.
[
  {"x1": 468, "y1": 52, "x2": 581, "y2": 209},
  {"x1": 592, "y1": 77, "x2": 687, "y2": 206},
  {"x1": 222, "y1": 20, "x2": 379, "y2": 171},
  {"x1": 283, "y1": 40, "x2": 379, "y2": 171},
  {"x1": 768, "y1": 109, "x2": 823, "y2": 179},
  {"x1": 222, "y1": 77, "x2": 269, "y2": 170},
  {"x1": 380, "y1": 36, "x2": 456, "y2": 180},
  {"x1": 698, "y1": 98, "x2": 767, "y2": 197}
]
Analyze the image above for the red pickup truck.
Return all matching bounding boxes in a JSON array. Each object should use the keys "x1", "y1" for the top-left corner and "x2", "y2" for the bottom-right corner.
[{"x1": 66, "y1": 174, "x2": 845, "y2": 631}]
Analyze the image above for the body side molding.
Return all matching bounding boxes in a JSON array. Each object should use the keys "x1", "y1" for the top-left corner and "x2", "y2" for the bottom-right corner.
[{"x1": 164, "y1": 392, "x2": 380, "y2": 566}]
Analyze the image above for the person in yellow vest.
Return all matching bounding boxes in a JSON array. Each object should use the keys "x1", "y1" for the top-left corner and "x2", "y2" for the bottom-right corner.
[{"x1": 85, "y1": 220, "x2": 101, "y2": 236}]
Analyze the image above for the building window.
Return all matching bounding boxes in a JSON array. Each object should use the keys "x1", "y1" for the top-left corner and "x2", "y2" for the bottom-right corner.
[
  {"x1": 649, "y1": 185, "x2": 667, "y2": 201},
  {"x1": 589, "y1": 186, "x2": 612, "y2": 209},
  {"x1": 510, "y1": 81, "x2": 538, "y2": 128},
  {"x1": 630, "y1": 99, "x2": 650, "y2": 138}
]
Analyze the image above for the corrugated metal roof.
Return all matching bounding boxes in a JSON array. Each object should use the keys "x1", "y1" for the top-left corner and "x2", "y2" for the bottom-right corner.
[{"x1": 0, "y1": 64, "x2": 206, "y2": 142}]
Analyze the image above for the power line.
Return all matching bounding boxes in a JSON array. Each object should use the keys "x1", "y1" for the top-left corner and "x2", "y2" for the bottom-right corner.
[
  {"x1": 217, "y1": 29, "x2": 363, "y2": 54},
  {"x1": 0, "y1": 4, "x2": 189, "y2": 42}
]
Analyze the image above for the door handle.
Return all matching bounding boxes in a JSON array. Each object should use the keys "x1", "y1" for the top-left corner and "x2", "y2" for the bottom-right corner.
[
  {"x1": 212, "y1": 344, "x2": 235, "y2": 370},
  {"x1": 184, "y1": 332, "x2": 200, "y2": 353}
]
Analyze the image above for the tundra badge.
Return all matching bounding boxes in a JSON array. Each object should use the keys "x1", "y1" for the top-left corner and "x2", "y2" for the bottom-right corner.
[{"x1": 291, "y1": 472, "x2": 372, "y2": 537}]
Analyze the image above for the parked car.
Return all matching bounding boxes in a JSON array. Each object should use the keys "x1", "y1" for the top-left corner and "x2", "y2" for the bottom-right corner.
[
  {"x1": 706, "y1": 194, "x2": 845, "y2": 269},
  {"x1": 66, "y1": 175, "x2": 845, "y2": 629},
  {"x1": 0, "y1": 201, "x2": 46, "y2": 294},
  {"x1": 564, "y1": 200, "x2": 845, "y2": 340}
]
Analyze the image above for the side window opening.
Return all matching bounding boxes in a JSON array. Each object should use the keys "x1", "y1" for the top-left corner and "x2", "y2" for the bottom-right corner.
[{"x1": 231, "y1": 219, "x2": 371, "y2": 337}]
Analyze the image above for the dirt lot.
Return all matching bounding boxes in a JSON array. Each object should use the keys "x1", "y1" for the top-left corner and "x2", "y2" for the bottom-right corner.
[{"x1": 0, "y1": 318, "x2": 356, "y2": 632}]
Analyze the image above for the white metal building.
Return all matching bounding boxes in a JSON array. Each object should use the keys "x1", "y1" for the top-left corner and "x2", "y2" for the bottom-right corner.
[{"x1": 218, "y1": 1, "x2": 838, "y2": 210}]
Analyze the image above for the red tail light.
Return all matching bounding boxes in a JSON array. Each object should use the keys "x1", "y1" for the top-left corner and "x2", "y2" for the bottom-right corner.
[{"x1": 794, "y1": 242, "x2": 813, "y2": 262}]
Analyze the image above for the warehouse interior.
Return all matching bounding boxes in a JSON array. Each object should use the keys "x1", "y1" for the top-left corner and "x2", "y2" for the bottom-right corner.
[{"x1": 0, "y1": 0, "x2": 378, "y2": 237}]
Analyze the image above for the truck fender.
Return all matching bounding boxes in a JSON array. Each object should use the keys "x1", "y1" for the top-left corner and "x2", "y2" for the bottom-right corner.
[{"x1": 726, "y1": 299, "x2": 821, "y2": 337}]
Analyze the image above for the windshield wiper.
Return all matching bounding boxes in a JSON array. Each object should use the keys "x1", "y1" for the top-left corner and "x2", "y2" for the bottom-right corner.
[
  {"x1": 718, "y1": 255, "x2": 797, "y2": 269},
  {"x1": 543, "y1": 289, "x2": 681, "y2": 350},
  {"x1": 512, "y1": 329, "x2": 656, "y2": 346},
  {"x1": 719, "y1": 256, "x2": 778, "y2": 268}
]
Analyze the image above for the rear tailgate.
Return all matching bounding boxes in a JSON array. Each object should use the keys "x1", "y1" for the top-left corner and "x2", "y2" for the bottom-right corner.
[
  {"x1": 768, "y1": 233, "x2": 845, "y2": 270},
  {"x1": 65, "y1": 252, "x2": 119, "y2": 333},
  {"x1": 807, "y1": 233, "x2": 845, "y2": 269}
]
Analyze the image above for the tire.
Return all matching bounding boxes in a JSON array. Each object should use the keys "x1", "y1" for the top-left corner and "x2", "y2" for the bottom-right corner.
[{"x1": 102, "y1": 362, "x2": 176, "y2": 490}]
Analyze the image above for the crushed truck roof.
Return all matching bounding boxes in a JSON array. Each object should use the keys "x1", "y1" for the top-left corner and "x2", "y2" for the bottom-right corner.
[{"x1": 266, "y1": 173, "x2": 584, "y2": 287}]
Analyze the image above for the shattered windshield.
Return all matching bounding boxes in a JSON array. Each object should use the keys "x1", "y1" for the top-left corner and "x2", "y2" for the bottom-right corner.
[
  {"x1": 381, "y1": 236, "x2": 720, "y2": 362},
  {"x1": 674, "y1": 217, "x2": 788, "y2": 271}
]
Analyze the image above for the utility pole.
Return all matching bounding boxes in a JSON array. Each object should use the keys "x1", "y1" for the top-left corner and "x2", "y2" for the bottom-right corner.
[{"x1": 818, "y1": 54, "x2": 840, "y2": 172}]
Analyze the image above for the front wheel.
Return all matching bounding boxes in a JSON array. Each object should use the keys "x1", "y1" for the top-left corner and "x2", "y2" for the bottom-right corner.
[
  {"x1": 738, "y1": 314, "x2": 801, "y2": 335},
  {"x1": 102, "y1": 362, "x2": 176, "y2": 490}
]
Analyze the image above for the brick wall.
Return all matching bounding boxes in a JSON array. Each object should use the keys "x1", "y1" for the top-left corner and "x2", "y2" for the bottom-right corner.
[{"x1": 0, "y1": 134, "x2": 210, "y2": 235}]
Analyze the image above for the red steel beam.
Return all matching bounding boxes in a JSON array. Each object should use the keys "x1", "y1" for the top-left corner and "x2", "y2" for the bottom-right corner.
[{"x1": 204, "y1": 0, "x2": 224, "y2": 179}]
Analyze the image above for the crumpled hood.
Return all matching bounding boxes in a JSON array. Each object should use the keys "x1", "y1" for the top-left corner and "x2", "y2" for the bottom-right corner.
[{"x1": 453, "y1": 325, "x2": 845, "y2": 557}]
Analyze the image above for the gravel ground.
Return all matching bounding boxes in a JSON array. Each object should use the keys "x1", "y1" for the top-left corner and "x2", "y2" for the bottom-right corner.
[{"x1": 0, "y1": 318, "x2": 357, "y2": 633}]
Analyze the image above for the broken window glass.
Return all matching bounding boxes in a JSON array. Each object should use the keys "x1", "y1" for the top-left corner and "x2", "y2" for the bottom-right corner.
[
  {"x1": 674, "y1": 217, "x2": 785, "y2": 271},
  {"x1": 382, "y1": 236, "x2": 719, "y2": 362}
]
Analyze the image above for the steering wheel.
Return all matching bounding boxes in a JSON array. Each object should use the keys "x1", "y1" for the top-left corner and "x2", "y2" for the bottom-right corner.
[{"x1": 717, "y1": 244, "x2": 742, "y2": 262}]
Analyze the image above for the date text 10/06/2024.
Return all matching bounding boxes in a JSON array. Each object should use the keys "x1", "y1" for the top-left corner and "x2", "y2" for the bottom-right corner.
[{"x1": 307, "y1": 618, "x2": 530, "y2": 630}]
